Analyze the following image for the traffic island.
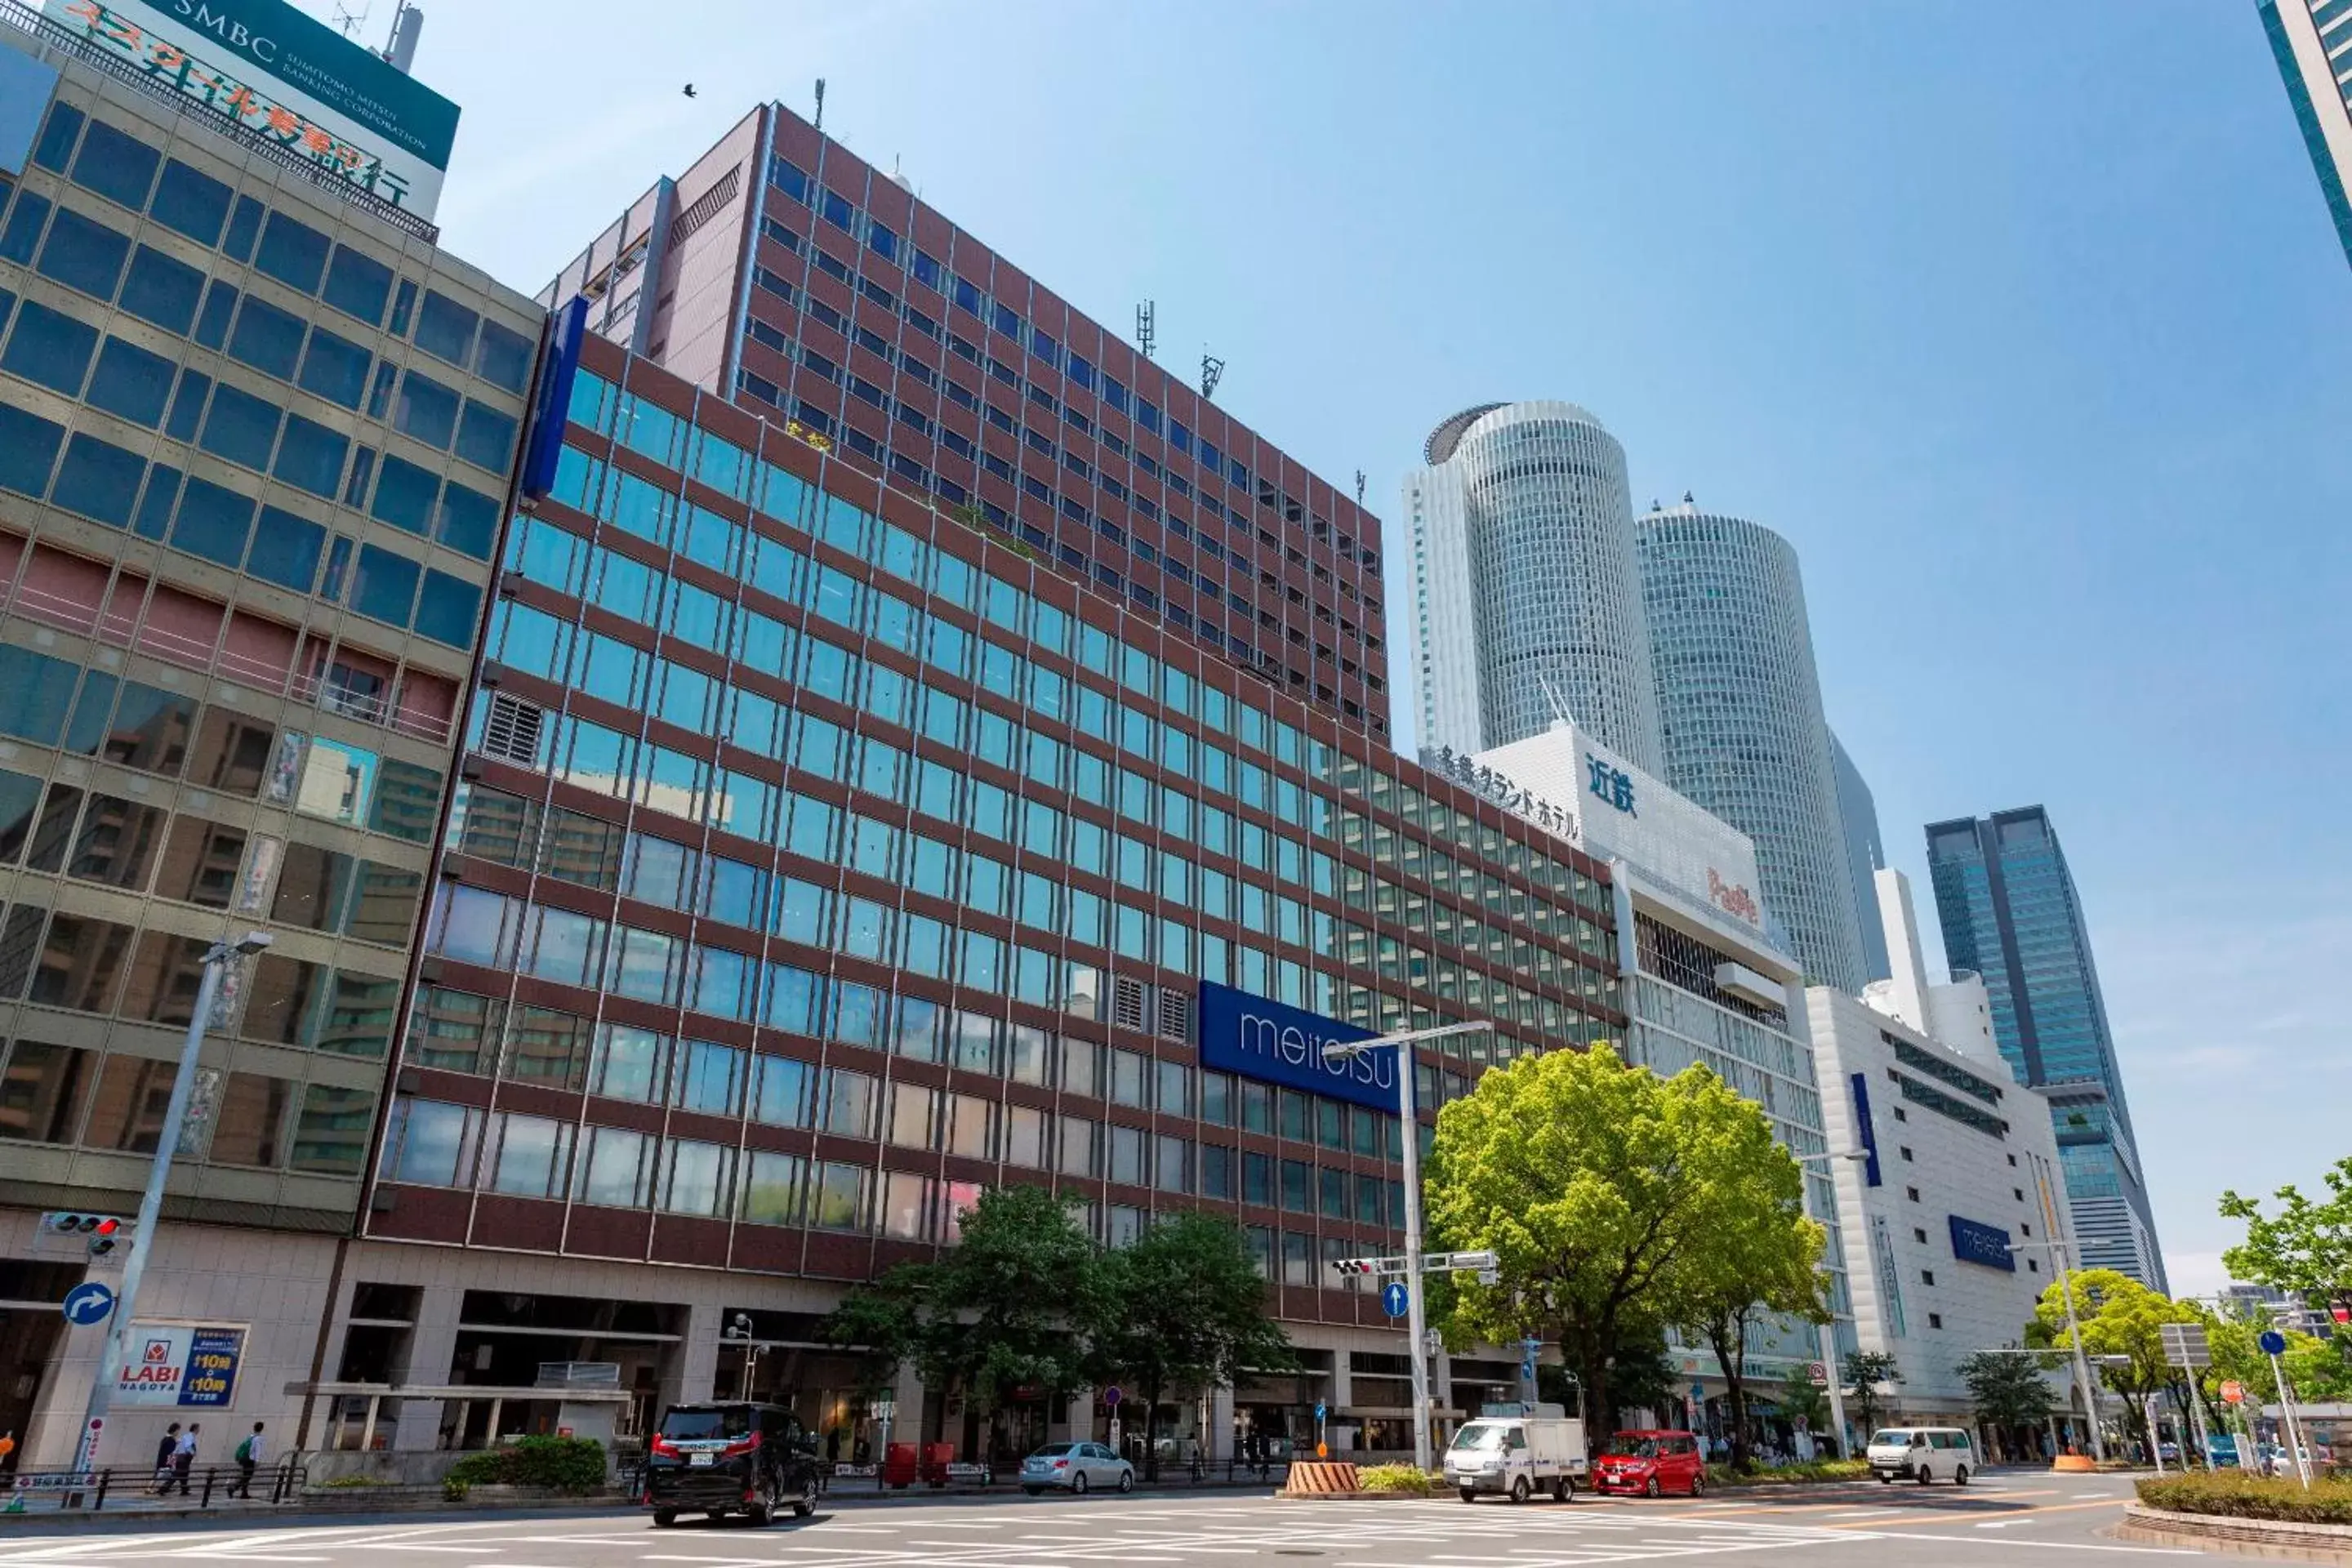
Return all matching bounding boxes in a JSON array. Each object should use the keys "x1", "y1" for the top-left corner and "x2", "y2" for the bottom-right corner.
[{"x1": 2118, "y1": 1504, "x2": 2352, "y2": 1562}]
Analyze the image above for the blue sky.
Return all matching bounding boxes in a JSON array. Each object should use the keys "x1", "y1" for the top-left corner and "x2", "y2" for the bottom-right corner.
[{"x1": 350, "y1": 0, "x2": 2347, "y2": 1295}]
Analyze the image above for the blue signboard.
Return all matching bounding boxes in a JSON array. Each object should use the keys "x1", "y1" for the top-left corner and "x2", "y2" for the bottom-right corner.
[
  {"x1": 519, "y1": 296, "x2": 590, "y2": 501},
  {"x1": 1196, "y1": 982, "x2": 1391, "y2": 1112},
  {"x1": 1381, "y1": 1281, "x2": 1410, "y2": 1318},
  {"x1": 1848, "y1": 1073, "x2": 1882, "y2": 1188},
  {"x1": 1948, "y1": 1215, "x2": 2016, "y2": 1272}
]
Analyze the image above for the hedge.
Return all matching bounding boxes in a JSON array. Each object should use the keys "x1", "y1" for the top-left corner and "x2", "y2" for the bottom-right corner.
[
  {"x1": 1705, "y1": 1459, "x2": 1871, "y2": 1486},
  {"x1": 1357, "y1": 1463, "x2": 1439, "y2": 1494},
  {"x1": 442, "y1": 1436, "x2": 609, "y2": 1494},
  {"x1": 2136, "y1": 1471, "x2": 2352, "y2": 1526}
]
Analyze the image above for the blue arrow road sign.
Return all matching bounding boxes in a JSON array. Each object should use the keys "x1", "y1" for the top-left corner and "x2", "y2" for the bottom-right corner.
[
  {"x1": 2260, "y1": 1330, "x2": 2288, "y2": 1356},
  {"x1": 1315, "y1": 1401, "x2": 1326, "y2": 1423},
  {"x1": 1382, "y1": 1281, "x2": 1410, "y2": 1318},
  {"x1": 60, "y1": 1281, "x2": 114, "y2": 1327}
]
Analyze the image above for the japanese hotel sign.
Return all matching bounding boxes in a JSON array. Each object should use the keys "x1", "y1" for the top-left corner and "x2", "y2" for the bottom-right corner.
[
  {"x1": 42, "y1": 0, "x2": 459, "y2": 218},
  {"x1": 1463, "y1": 724, "x2": 1769, "y2": 933},
  {"x1": 113, "y1": 1324, "x2": 246, "y2": 1407},
  {"x1": 1197, "y1": 982, "x2": 1395, "y2": 1113}
]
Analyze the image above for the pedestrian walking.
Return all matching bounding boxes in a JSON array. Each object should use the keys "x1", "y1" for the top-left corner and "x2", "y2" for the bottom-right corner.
[
  {"x1": 152, "y1": 1424, "x2": 180, "y2": 1494},
  {"x1": 170, "y1": 1423, "x2": 198, "y2": 1495},
  {"x1": 229, "y1": 1423, "x2": 265, "y2": 1498}
]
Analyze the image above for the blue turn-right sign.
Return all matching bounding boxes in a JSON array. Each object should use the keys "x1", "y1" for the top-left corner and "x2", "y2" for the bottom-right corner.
[
  {"x1": 60, "y1": 1281, "x2": 114, "y2": 1327},
  {"x1": 1381, "y1": 1281, "x2": 1410, "y2": 1318}
]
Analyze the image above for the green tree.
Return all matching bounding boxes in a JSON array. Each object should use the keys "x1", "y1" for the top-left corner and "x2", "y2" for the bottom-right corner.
[
  {"x1": 1423, "y1": 1045, "x2": 1813, "y2": 1434},
  {"x1": 1842, "y1": 1350, "x2": 1901, "y2": 1438},
  {"x1": 821, "y1": 1185, "x2": 1107, "y2": 1440},
  {"x1": 2030, "y1": 1268, "x2": 2197, "y2": 1453},
  {"x1": 2221, "y1": 1158, "x2": 2352, "y2": 1308},
  {"x1": 1090, "y1": 1214, "x2": 1295, "y2": 1480},
  {"x1": 1664, "y1": 1116, "x2": 1827, "y2": 1471},
  {"x1": 1958, "y1": 1350, "x2": 2057, "y2": 1459}
]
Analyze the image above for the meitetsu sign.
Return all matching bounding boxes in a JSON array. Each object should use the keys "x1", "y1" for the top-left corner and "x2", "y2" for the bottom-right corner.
[
  {"x1": 42, "y1": 0, "x2": 460, "y2": 217},
  {"x1": 1197, "y1": 982, "x2": 1395, "y2": 1112}
]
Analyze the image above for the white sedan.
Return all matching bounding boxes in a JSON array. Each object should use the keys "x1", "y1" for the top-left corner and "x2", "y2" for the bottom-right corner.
[{"x1": 1020, "y1": 1441, "x2": 1135, "y2": 1494}]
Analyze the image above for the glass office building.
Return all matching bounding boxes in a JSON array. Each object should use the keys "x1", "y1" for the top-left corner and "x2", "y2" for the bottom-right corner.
[
  {"x1": 1637, "y1": 503, "x2": 1868, "y2": 994},
  {"x1": 1925, "y1": 807, "x2": 2165, "y2": 1290},
  {"x1": 0, "y1": 9, "x2": 542, "y2": 1466},
  {"x1": 2261, "y1": 0, "x2": 2352, "y2": 272},
  {"x1": 1404, "y1": 401, "x2": 1664, "y2": 770},
  {"x1": 326, "y1": 327, "x2": 1630, "y2": 1461}
]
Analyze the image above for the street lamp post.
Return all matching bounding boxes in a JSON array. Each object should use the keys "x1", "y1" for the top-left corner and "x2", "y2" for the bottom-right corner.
[
  {"x1": 2006, "y1": 1236, "x2": 2106, "y2": 1463},
  {"x1": 76, "y1": 933, "x2": 270, "y2": 1471},
  {"x1": 1791, "y1": 1148, "x2": 1869, "y2": 1459},
  {"x1": 1321, "y1": 1020, "x2": 1488, "y2": 1476}
]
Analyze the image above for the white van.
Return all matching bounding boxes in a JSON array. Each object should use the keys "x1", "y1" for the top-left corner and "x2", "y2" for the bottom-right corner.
[
  {"x1": 1867, "y1": 1427, "x2": 1976, "y2": 1486},
  {"x1": 1445, "y1": 1403, "x2": 1589, "y2": 1503}
]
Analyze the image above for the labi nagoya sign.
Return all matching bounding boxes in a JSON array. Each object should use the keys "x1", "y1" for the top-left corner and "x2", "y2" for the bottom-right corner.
[
  {"x1": 1197, "y1": 982, "x2": 1396, "y2": 1112},
  {"x1": 113, "y1": 1325, "x2": 246, "y2": 1407},
  {"x1": 42, "y1": 0, "x2": 459, "y2": 218}
]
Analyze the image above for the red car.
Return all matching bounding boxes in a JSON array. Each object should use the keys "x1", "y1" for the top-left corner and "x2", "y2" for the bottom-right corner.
[{"x1": 1592, "y1": 1430, "x2": 1706, "y2": 1497}]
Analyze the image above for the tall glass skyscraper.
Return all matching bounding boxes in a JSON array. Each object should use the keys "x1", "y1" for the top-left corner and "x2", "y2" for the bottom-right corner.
[
  {"x1": 2260, "y1": 0, "x2": 2352, "y2": 272},
  {"x1": 1831, "y1": 730, "x2": 1892, "y2": 984},
  {"x1": 1404, "y1": 402, "x2": 1663, "y2": 770},
  {"x1": 1925, "y1": 807, "x2": 2167, "y2": 1290},
  {"x1": 1637, "y1": 503, "x2": 1868, "y2": 993}
]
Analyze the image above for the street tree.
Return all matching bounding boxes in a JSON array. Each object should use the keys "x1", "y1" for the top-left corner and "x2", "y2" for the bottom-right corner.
[
  {"x1": 822, "y1": 1185, "x2": 1107, "y2": 1442},
  {"x1": 1424, "y1": 1044, "x2": 1812, "y2": 1433},
  {"x1": 2029, "y1": 1268, "x2": 2198, "y2": 1453},
  {"x1": 1957, "y1": 1349, "x2": 2057, "y2": 1460},
  {"x1": 1664, "y1": 1120, "x2": 1827, "y2": 1471},
  {"x1": 2221, "y1": 1158, "x2": 2352, "y2": 1308},
  {"x1": 1090, "y1": 1213, "x2": 1294, "y2": 1480},
  {"x1": 1842, "y1": 1350, "x2": 1901, "y2": 1438}
]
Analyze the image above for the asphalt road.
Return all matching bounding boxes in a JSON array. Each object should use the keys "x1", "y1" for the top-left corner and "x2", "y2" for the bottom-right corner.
[{"x1": 0, "y1": 1471, "x2": 2201, "y2": 1568}]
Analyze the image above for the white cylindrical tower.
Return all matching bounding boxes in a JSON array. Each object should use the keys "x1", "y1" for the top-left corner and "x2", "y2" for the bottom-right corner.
[
  {"x1": 1445, "y1": 401, "x2": 1664, "y2": 770},
  {"x1": 1637, "y1": 501, "x2": 1868, "y2": 992}
]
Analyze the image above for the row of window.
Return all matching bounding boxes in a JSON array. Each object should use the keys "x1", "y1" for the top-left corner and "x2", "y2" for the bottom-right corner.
[
  {"x1": 0, "y1": 1035, "x2": 371, "y2": 1171},
  {"x1": 524, "y1": 436, "x2": 1598, "y2": 943},
  {"x1": 24, "y1": 100, "x2": 532, "y2": 394},
  {"x1": 0, "y1": 644, "x2": 443, "y2": 842},
  {"x1": 763, "y1": 158, "x2": 1358, "y2": 556},
  {"x1": 408, "y1": 980, "x2": 1435, "y2": 1160},
  {"x1": 0, "y1": 768, "x2": 418, "y2": 941},
  {"x1": 0, "y1": 394, "x2": 483, "y2": 649},
  {"x1": 0, "y1": 196, "x2": 517, "y2": 477},
  {"x1": 0, "y1": 892, "x2": 400, "y2": 1054}
]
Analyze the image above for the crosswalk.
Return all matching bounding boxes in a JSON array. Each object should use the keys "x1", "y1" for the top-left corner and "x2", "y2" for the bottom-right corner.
[{"x1": 0, "y1": 1481, "x2": 2150, "y2": 1568}]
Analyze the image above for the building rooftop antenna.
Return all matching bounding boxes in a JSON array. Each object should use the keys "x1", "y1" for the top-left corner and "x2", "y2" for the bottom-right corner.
[
  {"x1": 332, "y1": 0, "x2": 370, "y2": 39},
  {"x1": 1135, "y1": 300, "x2": 1156, "y2": 361},
  {"x1": 1199, "y1": 351, "x2": 1223, "y2": 400},
  {"x1": 1354, "y1": 470, "x2": 1366, "y2": 506},
  {"x1": 813, "y1": 78, "x2": 826, "y2": 133},
  {"x1": 378, "y1": 0, "x2": 421, "y2": 74}
]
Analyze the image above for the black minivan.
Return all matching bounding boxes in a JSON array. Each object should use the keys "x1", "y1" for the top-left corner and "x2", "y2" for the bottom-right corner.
[{"x1": 644, "y1": 1401, "x2": 822, "y2": 1526}]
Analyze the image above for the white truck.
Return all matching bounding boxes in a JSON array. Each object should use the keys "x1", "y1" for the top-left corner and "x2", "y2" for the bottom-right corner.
[{"x1": 1443, "y1": 1402, "x2": 1589, "y2": 1503}]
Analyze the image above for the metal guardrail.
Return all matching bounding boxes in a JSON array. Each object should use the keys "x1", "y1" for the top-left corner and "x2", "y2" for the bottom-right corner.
[
  {"x1": 4, "y1": 1461, "x2": 307, "y2": 1512},
  {"x1": 0, "y1": 0, "x2": 439, "y2": 243}
]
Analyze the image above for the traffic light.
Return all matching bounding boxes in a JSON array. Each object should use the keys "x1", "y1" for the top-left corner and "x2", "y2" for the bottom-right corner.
[
  {"x1": 42, "y1": 1212, "x2": 130, "y2": 1257},
  {"x1": 1330, "y1": 1257, "x2": 1392, "y2": 1277}
]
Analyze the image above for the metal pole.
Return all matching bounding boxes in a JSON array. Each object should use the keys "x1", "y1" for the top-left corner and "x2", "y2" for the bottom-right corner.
[
  {"x1": 2267, "y1": 1350, "x2": 2310, "y2": 1490},
  {"x1": 75, "y1": 942, "x2": 243, "y2": 1472},
  {"x1": 1397, "y1": 1040, "x2": 1432, "y2": 1476},
  {"x1": 2052, "y1": 1252, "x2": 2105, "y2": 1463},
  {"x1": 2146, "y1": 1395, "x2": 2163, "y2": 1475}
]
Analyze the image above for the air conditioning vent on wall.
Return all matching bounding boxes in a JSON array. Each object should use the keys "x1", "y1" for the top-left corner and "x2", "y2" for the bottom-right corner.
[
  {"x1": 1156, "y1": 989, "x2": 1192, "y2": 1045},
  {"x1": 1111, "y1": 976, "x2": 1152, "y2": 1036},
  {"x1": 480, "y1": 692, "x2": 546, "y2": 767}
]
